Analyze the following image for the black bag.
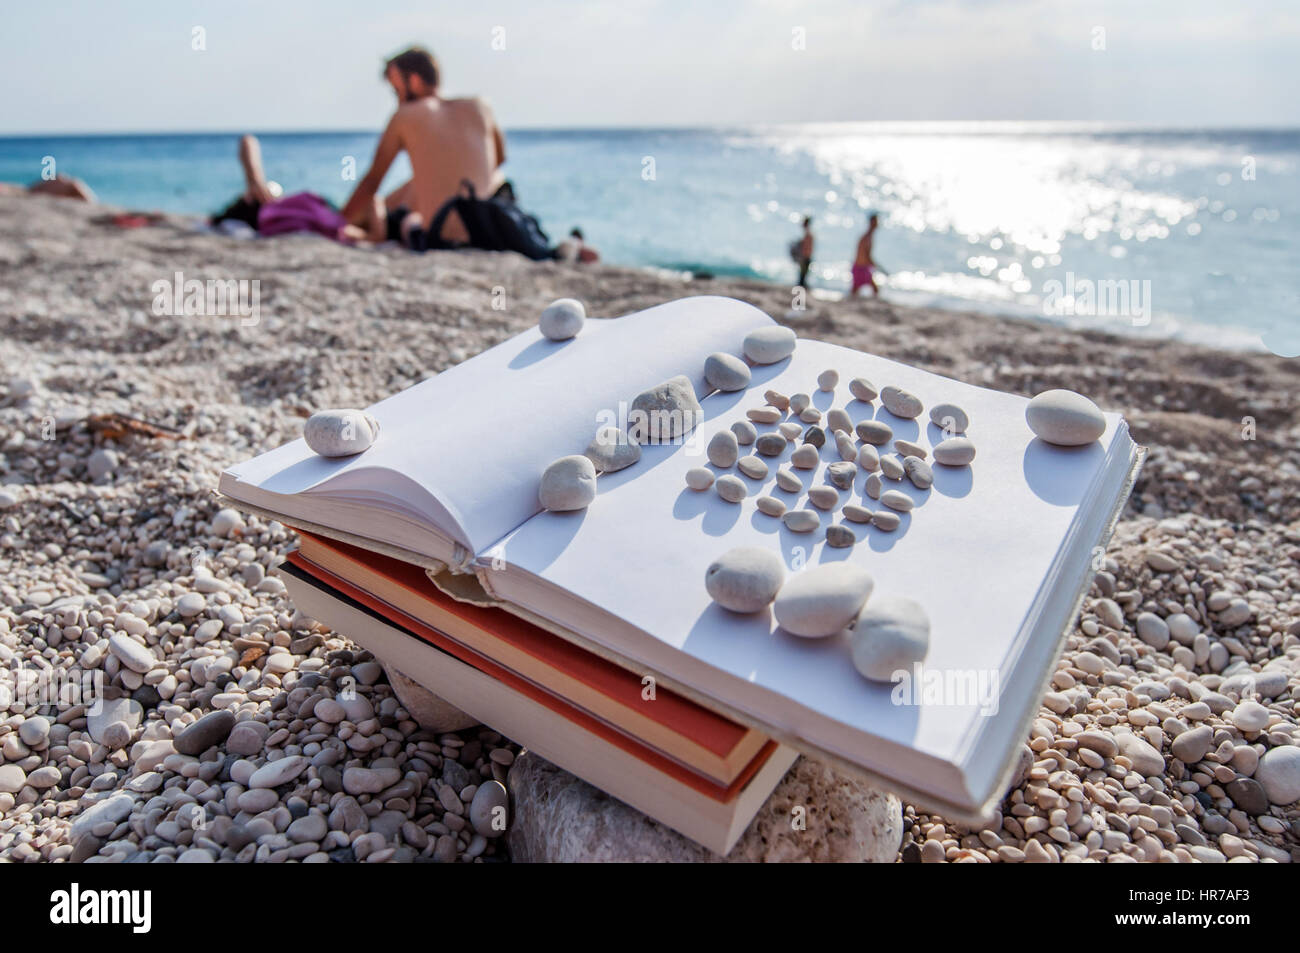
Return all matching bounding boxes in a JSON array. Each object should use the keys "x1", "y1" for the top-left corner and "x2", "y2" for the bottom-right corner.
[{"x1": 423, "y1": 180, "x2": 554, "y2": 260}]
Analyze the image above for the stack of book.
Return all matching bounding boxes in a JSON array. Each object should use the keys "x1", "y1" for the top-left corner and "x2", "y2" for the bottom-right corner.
[{"x1": 219, "y1": 296, "x2": 1141, "y2": 855}]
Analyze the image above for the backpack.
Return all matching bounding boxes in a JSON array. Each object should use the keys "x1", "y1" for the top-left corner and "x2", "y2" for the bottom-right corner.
[{"x1": 424, "y1": 180, "x2": 554, "y2": 260}]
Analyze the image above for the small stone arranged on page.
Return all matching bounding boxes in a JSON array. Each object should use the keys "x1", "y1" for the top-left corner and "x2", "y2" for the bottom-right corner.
[
  {"x1": 304, "y1": 409, "x2": 380, "y2": 458},
  {"x1": 894, "y1": 439, "x2": 926, "y2": 459},
  {"x1": 904, "y1": 456, "x2": 934, "y2": 490},
  {"x1": 856, "y1": 419, "x2": 892, "y2": 445},
  {"x1": 538, "y1": 297, "x2": 585, "y2": 340},
  {"x1": 827, "y1": 461, "x2": 857, "y2": 490},
  {"x1": 802, "y1": 426, "x2": 826, "y2": 449},
  {"x1": 825, "y1": 524, "x2": 856, "y2": 548},
  {"x1": 704, "y1": 352, "x2": 751, "y2": 392},
  {"x1": 782, "y1": 509, "x2": 820, "y2": 533},
  {"x1": 929, "y1": 402, "x2": 969, "y2": 433},
  {"x1": 1026, "y1": 389, "x2": 1105, "y2": 446},
  {"x1": 772, "y1": 563, "x2": 874, "y2": 638},
  {"x1": 808, "y1": 486, "x2": 839, "y2": 510},
  {"x1": 848, "y1": 377, "x2": 878, "y2": 402},
  {"x1": 742, "y1": 325, "x2": 797, "y2": 364},
  {"x1": 791, "y1": 444, "x2": 820, "y2": 469},
  {"x1": 730, "y1": 420, "x2": 757, "y2": 445},
  {"x1": 880, "y1": 385, "x2": 923, "y2": 419},
  {"x1": 849, "y1": 595, "x2": 930, "y2": 682},
  {"x1": 583, "y1": 426, "x2": 641, "y2": 473},
  {"x1": 539, "y1": 455, "x2": 597, "y2": 511},
  {"x1": 715, "y1": 474, "x2": 747, "y2": 502},
  {"x1": 775, "y1": 467, "x2": 802, "y2": 492},
  {"x1": 629, "y1": 375, "x2": 702, "y2": 443},
  {"x1": 933, "y1": 437, "x2": 977, "y2": 466},
  {"x1": 705, "y1": 547, "x2": 785, "y2": 613},
  {"x1": 685, "y1": 467, "x2": 715, "y2": 490},
  {"x1": 843, "y1": 503, "x2": 874, "y2": 523},
  {"x1": 707, "y1": 430, "x2": 739, "y2": 468},
  {"x1": 764, "y1": 389, "x2": 790, "y2": 411}
]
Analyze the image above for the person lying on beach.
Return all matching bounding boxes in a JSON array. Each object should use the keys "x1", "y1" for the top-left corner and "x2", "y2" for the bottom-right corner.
[
  {"x1": 340, "y1": 47, "x2": 508, "y2": 249},
  {"x1": 0, "y1": 175, "x2": 96, "y2": 202},
  {"x1": 851, "y1": 213, "x2": 883, "y2": 297},
  {"x1": 209, "y1": 134, "x2": 284, "y2": 233},
  {"x1": 210, "y1": 135, "x2": 379, "y2": 243}
]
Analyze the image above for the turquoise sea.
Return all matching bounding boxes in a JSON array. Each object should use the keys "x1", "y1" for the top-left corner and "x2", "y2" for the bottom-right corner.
[{"x1": 1, "y1": 123, "x2": 1295, "y2": 353}]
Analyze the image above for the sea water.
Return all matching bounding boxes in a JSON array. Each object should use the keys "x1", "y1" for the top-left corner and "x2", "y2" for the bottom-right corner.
[{"x1": 1, "y1": 123, "x2": 1294, "y2": 353}]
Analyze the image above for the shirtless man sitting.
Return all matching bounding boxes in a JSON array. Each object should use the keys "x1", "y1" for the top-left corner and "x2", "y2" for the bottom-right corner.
[{"x1": 341, "y1": 47, "x2": 506, "y2": 247}]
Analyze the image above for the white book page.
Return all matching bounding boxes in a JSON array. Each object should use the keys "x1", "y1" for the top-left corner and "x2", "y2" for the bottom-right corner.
[
  {"x1": 222, "y1": 296, "x2": 774, "y2": 554},
  {"x1": 493, "y1": 338, "x2": 1126, "y2": 768}
]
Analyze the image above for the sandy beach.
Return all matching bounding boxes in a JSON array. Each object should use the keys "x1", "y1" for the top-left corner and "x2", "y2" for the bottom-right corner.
[{"x1": 1, "y1": 193, "x2": 1297, "y2": 863}]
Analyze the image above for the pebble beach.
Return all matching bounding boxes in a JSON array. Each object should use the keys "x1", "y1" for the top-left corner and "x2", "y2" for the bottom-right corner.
[{"x1": 1, "y1": 194, "x2": 1298, "y2": 863}]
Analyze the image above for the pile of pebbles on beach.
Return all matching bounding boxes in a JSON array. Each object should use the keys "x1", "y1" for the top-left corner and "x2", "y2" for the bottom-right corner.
[
  {"x1": 0, "y1": 198, "x2": 537, "y2": 863},
  {"x1": 903, "y1": 511, "x2": 1300, "y2": 862},
  {"x1": 1, "y1": 195, "x2": 1297, "y2": 862},
  {"x1": 0, "y1": 486, "x2": 519, "y2": 863}
]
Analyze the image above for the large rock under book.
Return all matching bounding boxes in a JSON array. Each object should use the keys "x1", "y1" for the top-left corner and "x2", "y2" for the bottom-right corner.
[
  {"x1": 506, "y1": 751, "x2": 902, "y2": 862},
  {"x1": 381, "y1": 663, "x2": 480, "y2": 733}
]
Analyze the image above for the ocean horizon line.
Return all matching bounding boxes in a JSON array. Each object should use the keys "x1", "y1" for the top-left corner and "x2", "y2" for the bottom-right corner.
[{"x1": 4, "y1": 119, "x2": 1300, "y2": 140}]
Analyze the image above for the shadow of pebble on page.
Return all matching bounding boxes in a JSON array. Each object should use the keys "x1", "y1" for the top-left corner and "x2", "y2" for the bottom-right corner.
[
  {"x1": 682, "y1": 603, "x2": 924, "y2": 744},
  {"x1": 1022, "y1": 437, "x2": 1106, "y2": 507},
  {"x1": 506, "y1": 507, "x2": 588, "y2": 571},
  {"x1": 874, "y1": 404, "x2": 919, "y2": 443},
  {"x1": 508, "y1": 335, "x2": 576, "y2": 370},
  {"x1": 683, "y1": 601, "x2": 774, "y2": 662},
  {"x1": 930, "y1": 461, "x2": 973, "y2": 499},
  {"x1": 598, "y1": 440, "x2": 684, "y2": 488},
  {"x1": 867, "y1": 511, "x2": 910, "y2": 551},
  {"x1": 817, "y1": 540, "x2": 854, "y2": 564},
  {"x1": 671, "y1": 485, "x2": 743, "y2": 536}
]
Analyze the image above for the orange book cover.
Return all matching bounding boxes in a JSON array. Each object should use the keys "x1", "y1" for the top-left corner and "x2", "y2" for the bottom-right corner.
[
  {"x1": 295, "y1": 531, "x2": 758, "y2": 761},
  {"x1": 285, "y1": 550, "x2": 777, "y2": 802}
]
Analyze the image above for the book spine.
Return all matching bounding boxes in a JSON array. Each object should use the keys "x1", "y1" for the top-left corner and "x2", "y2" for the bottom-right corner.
[
  {"x1": 421, "y1": 565, "x2": 508, "y2": 608},
  {"x1": 449, "y1": 543, "x2": 478, "y2": 574}
]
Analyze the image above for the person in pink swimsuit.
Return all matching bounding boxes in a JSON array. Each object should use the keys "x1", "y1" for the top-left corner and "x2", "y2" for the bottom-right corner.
[{"x1": 851, "y1": 213, "x2": 881, "y2": 297}]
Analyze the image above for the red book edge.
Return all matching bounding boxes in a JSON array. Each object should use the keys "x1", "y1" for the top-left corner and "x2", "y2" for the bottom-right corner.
[
  {"x1": 286, "y1": 551, "x2": 777, "y2": 803},
  {"x1": 297, "y1": 530, "x2": 754, "y2": 758}
]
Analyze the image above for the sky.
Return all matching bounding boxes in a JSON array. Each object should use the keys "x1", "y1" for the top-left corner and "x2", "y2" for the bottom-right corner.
[{"x1": 2, "y1": 0, "x2": 1298, "y2": 134}]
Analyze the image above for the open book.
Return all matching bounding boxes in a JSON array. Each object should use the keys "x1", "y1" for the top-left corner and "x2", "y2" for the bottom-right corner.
[{"x1": 220, "y1": 296, "x2": 1143, "y2": 822}]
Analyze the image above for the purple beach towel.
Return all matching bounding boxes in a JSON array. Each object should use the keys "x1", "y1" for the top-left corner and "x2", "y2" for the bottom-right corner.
[{"x1": 257, "y1": 192, "x2": 349, "y2": 242}]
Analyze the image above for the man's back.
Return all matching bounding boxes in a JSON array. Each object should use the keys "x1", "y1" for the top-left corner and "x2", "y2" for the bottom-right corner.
[
  {"x1": 391, "y1": 96, "x2": 504, "y2": 241},
  {"x1": 855, "y1": 231, "x2": 874, "y2": 266}
]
